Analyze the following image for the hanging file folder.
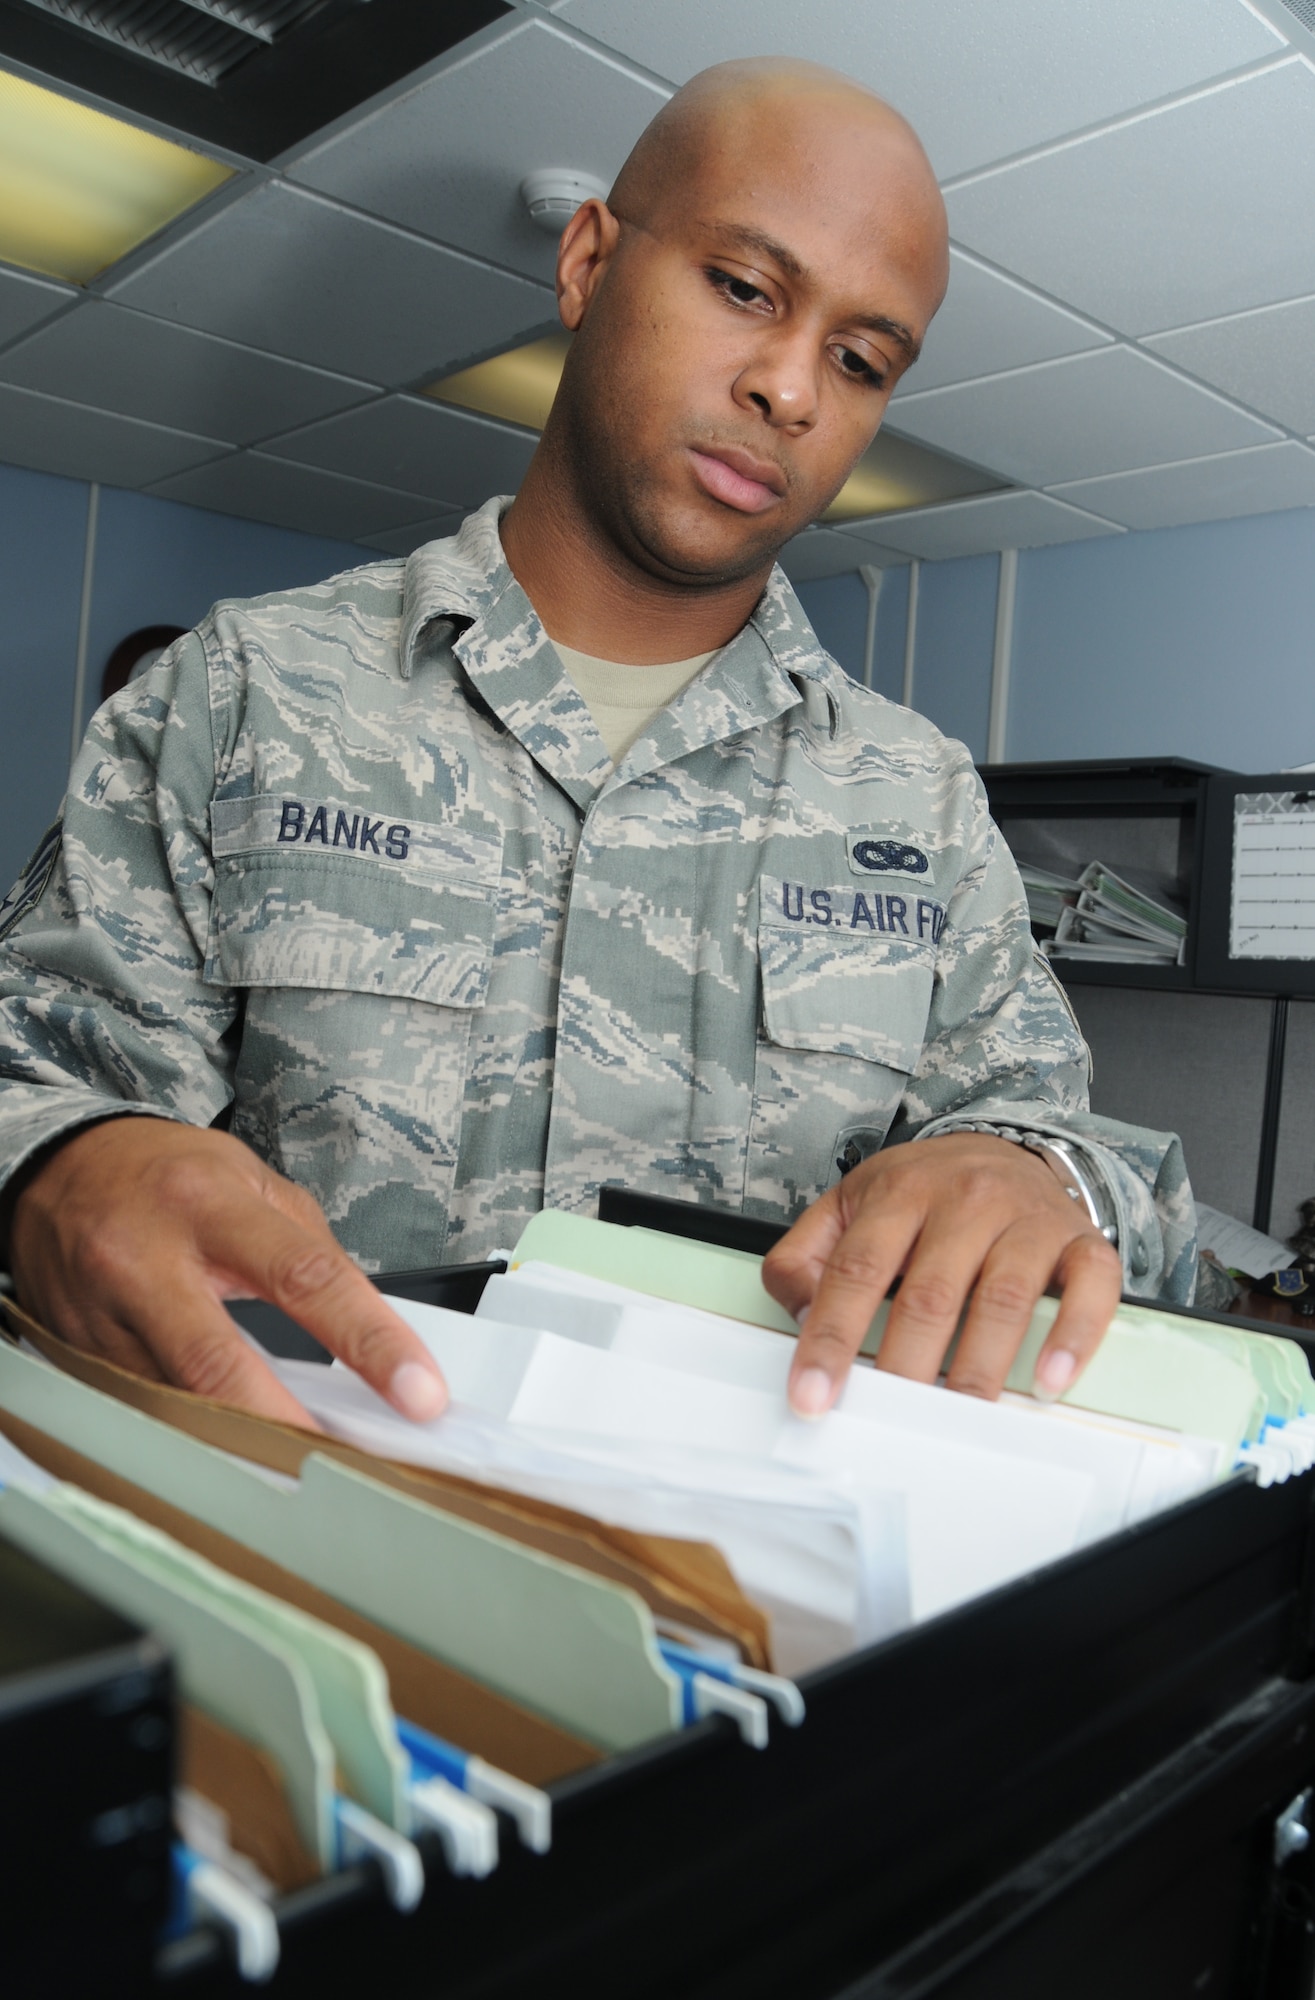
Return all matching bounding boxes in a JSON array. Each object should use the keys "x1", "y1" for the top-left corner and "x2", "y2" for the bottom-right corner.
[{"x1": 0, "y1": 1334, "x2": 683, "y2": 1750}]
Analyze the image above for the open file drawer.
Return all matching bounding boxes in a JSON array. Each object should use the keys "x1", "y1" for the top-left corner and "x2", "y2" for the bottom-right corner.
[{"x1": 150, "y1": 1199, "x2": 1315, "y2": 2000}]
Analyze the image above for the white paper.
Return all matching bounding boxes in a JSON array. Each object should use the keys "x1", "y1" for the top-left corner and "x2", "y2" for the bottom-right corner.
[
  {"x1": 1194, "y1": 1202, "x2": 1292, "y2": 1279},
  {"x1": 1231, "y1": 791, "x2": 1315, "y2": 960},
  {"x1": 486, "y1": 1268, "x2": 1211, "y2": 1545},
  {"x1": 257, "y1": 1269, "x2": 1224, "y2": 1668},
  {"x1": 401, "y1": 1295, "x2": 1099, "y2": 1627},
  {"x1": 267, "y1": 1355, "x2": 877, "y2": 1674}
]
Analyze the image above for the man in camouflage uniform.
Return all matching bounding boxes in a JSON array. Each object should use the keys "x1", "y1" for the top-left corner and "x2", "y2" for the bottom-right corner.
[{"x1": 0, "y1": 60, "x2": 1192, "y2": 1427}]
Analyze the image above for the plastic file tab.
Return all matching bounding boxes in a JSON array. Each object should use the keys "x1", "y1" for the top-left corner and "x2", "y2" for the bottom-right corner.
[
  {"x1": 170, "y1": 1845, "x2": 280, "y2": 1984},
  {"x1": 397, "y1": 1717, "x2": 551, "y2": 1855}
]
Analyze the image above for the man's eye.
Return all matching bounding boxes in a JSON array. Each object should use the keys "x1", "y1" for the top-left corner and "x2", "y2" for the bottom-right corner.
[
  {"x1": 835, "y1": 345, "x2": 884, "y2": 389},
  {"x1": 708, "y1": 268, "x2": 768, "y2": 309}
]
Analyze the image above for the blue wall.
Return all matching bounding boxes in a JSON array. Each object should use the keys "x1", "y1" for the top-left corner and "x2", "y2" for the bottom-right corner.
[
  {"x1": 1008, "y1": 507, "x2": 1315, "y2": 771},
  {"x1": 911, "y1": 555, "x2": 995, "y2": 763},
  {"x1": 799, "y1": 503, "x2": 1315, "y2": 777},
  {"x1": 0, "y1": 463, "x2": 368, "y2": 891},
  {"x1": 797, "y1": 555, "x2": 994, "y2": 759}
]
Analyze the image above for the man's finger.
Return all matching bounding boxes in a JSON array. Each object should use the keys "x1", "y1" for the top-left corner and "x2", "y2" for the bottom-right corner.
[
  {"x1": 67, "y1": 1310, "x2": 171, "y2": 1385},
  {"x1": 1031, "y1": 1232, "x2": 1124, "y2": 1400},
  {"x1": 761, "y1": 1186, "x2": 848, "y2": 1321},
  {"x1": 938, "y1": 1223, "x2": 1074, "y2": 1400},
  {"x1": 116, "y1": 1268, "x2": 326, "y2": 1427},
  {"x1": 783, "y1": 1197, "x2": 924, "y2": 1417},
  {"x1": 198, "y1": 1198, "x2": 447, "y2": 1422},
  {"x1": 874, "y1": 1204, "x2": 1027, "y2": 1389}
]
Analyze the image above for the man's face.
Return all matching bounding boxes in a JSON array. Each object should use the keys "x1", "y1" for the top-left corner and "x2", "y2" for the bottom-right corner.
[{"x1": 556, "y1": 96, "x2": 948, "y2": 587}]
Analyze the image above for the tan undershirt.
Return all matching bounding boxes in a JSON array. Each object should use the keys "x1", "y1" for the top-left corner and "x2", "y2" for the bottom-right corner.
[{"x1": 555, "y1": 644, "x2": 716, "y2": 764}]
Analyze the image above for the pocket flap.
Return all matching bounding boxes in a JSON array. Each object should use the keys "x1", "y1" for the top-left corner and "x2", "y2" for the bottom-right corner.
[
  {"x1": 206, "y1": 799, "x2": 502, "y2": 1004},
  {"x1": 758, "y1": 904, "x2": 935, "y2": 1074}
]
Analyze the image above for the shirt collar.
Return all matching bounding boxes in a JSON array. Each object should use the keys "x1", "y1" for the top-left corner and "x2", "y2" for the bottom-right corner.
[{"x1": 398, "y1": 496, "x2": 840, "y2": 805}]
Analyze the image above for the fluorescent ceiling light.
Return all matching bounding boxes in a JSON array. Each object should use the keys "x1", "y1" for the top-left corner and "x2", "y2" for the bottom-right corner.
[
  {"x1": 426, "y1": 336, "x2": 1006, "y2": 519},
  {"x1": 822, "y1": 430, "x2": 1006, "y2": 521},
  {"x1": 426, "y1": 333, "x2": 570, "y2": 435},
  {"x1": 0, "y1": 68, "x2": 233, "y2": 283}
]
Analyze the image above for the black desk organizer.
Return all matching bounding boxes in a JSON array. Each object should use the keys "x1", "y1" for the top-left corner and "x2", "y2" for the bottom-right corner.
[{"x1": 164, "y1": 1190, "x2": 1315, "y2": 1999}]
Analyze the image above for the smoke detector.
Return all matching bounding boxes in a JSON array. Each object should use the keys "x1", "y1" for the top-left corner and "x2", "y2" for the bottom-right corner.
[{"x1": 520, "y1": 170, "x2": 609, "y2": 236}]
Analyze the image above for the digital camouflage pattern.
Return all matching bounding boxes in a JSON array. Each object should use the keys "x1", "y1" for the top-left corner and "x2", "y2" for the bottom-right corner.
[{"x1": 0, "y1": 498, "x2": 1197, "y2": 1298}]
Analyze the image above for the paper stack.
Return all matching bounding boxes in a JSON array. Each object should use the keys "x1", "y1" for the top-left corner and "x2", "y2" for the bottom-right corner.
[{"x1": 1042, "y1": 860, "x2": 1187, "y2": 966}]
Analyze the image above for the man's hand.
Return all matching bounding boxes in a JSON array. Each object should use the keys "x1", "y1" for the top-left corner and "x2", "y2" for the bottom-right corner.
[
  {"x1": 7, "y1": 1119, "x2": 448, "y2": 1428},
  {"x1": 762, "y1": 1132, "x2": 1122, "y2": 1418}
]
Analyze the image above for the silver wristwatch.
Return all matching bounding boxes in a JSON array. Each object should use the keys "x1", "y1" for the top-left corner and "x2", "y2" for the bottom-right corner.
[
  {"x1": 946, "y1": 1124, "x2": 1119, "y2": 1246},
  {"x1": 1017, "y1": 1134, "x2": 1119, "y2": 1245}
]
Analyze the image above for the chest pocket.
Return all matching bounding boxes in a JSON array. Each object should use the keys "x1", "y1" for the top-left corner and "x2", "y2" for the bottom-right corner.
[
  {"x1": 745, "y1": 896, "x2": 938, "y2": 1216},
  {"x1": 757, "y1": 909, "x2": 936, "y2": 1072},
  {"x1": 204, "y1": 796, "x2": 504, "y2": 1007}
]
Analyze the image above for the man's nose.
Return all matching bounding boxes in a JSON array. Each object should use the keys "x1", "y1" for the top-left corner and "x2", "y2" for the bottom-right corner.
[{"x1": 732, "y1": 331, "x2": 821, "y2": 432}]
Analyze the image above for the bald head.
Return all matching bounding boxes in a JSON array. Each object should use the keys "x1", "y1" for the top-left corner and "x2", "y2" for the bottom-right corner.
[
  {"x1": 504, "y1": 55, "x2": 949, "y2": 642},
  {"x1": 610, "y1": 57, "x2": 946, "y2": 282}
]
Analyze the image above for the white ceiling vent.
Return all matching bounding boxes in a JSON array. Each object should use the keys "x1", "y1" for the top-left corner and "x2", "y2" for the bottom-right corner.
[
  {"x1": 16, "y1": 0, "x2": 334, "y2": 85},
  {"x1": 1277, "y1": 0, "x2": 1315, "y2": 31}
]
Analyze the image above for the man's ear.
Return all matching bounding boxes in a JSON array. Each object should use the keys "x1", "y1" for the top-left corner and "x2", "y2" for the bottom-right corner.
[{"x1": 556, "y1": 199, "x2": 622, "y2": 331}]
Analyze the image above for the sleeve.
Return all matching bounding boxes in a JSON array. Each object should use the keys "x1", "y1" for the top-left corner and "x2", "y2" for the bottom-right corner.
[
  {"x1": 888, "y1": 769, "x2": 1198, "y2": 1305},
  {"x1": 0, "y1": 632, "x2": 238, "y2": 1236}
]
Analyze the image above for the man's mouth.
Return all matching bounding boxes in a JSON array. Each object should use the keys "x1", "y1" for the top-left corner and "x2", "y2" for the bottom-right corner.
[{"x1": 688, "y1": 446, "x2": 786, "y2": 515}]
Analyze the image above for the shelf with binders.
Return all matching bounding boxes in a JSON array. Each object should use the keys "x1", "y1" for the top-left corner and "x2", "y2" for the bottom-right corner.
[{"x1": 979, "y1": 757, "x2": 1219, "y2": 996}]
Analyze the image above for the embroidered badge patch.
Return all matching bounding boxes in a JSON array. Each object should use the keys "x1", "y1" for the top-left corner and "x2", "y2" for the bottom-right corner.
[
  {"x1": 850, "y1": 837, "x2": 928, "y2": 876},
  {"x1": 845, "y1": 827, "x2": 936, "y2": 882}
]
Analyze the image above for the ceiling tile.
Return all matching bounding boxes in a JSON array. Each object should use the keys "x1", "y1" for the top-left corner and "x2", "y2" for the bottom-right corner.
[
  {"x1": 264, "y1": 396, "x2": 537, "y2": 508},
  {"x1": 1145, "y1": 294, "x2": 1315, "y2": 435},
  {"x1": 0, "y1": 300, "x2": 378, "y2": 447},
  {"x1": 0, "y1": 264, "x2": 74, "y2": 353},
  {"x1": 946, "y1": 59, "x2": 1315, "y2": 336},
  {"x1": 146, "y1": 452, "x2": 428, "y2": 542},
  {"x1": 0, "y1": 382, "x2": 228, "y2": 488},
  {"x1": 888, "y1": 346, "x2": 1278, "y2": 488},
  {"x1": 779, "y1": 529, "x2": 903, "y2": 582},
  {"x1": 357, "y1": 510, "x2": 468, "y2": 556},
  {"x1": 107, "y1": 182, "x2": 557, "y2": 387},
  {"x1": 844, "y1": 490, "x2": 1123, "y2": 561},
  {"x1": 900, "y1": 248, "x2": 1109, "y2": 398},
  {"x1": 1048, "y1": 441, "x2": 1315, "y2": 530},
  {"x1": 549, "y1": 0, "x2": 1282, "y2": 179},
  {"x1": 290, "y1": 18, "x2": 668, "y2": 287}
]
